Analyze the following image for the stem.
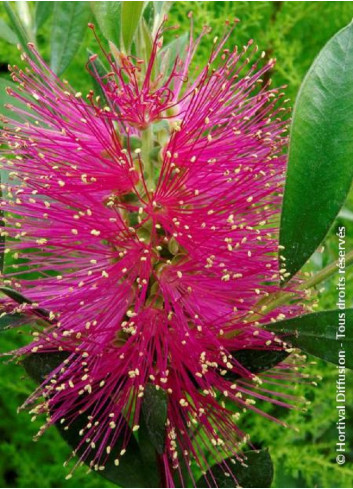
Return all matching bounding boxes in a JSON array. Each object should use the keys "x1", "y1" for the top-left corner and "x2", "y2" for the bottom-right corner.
[
  {"x1": 225, "y1": 249, "x2": 353, "y2": 337},
  {"x1": 141, "y1": 126, "x2": 154, "y2": 191},
  {"x1": 265, "y1": 249, "x2": 353, "y2": 314},
  {"x1": 297, "y1": 248, "x2": 353, "y2": 291}
]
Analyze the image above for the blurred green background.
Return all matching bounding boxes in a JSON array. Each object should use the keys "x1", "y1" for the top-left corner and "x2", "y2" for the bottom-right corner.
[{"x1": 0, "y1": 1, "x2": 353, "y2": 487}]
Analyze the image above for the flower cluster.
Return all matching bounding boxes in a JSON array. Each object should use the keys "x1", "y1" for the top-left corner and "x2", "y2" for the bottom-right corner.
[{"x1": 0, "y1": 20, "x2": 302, "y2": 486}]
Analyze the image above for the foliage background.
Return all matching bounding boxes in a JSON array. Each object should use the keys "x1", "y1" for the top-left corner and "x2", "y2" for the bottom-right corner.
[{"x1": 0, "y1": 1, "x2": 353, "y2": 487}]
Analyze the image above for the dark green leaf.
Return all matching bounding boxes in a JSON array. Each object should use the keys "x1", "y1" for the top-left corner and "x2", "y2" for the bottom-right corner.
[
  {"x1": 23, "y1": 351, "x2": 70, "y2": 384},
  {"x1": 50, "y1": 2, "x2": 90, "y2": 76},
  {"x1": 266, "y1": 309, "x2": 353, "y2": 368},
  {"x1": 0, "y1": 312, "x2": 25, "y2": 331},
  {"x1": 23, "y1": 351, "x2": 159, "y2": 486},
  {"x1": 91, "y1": 2, "x2": 121, "y2": 47},
  {"x1": 229, "y1": 349, "x2": 289, "y2": 379},
  {"x1": 0, "y1": 18, "x2": 19, "y2": 44},
  {"x1": 196, "y1": 449, "x2": 274, "y2": 488},
  {"x1": 34, "y1": 1, "x2": 54, "y2": 31},
  {"x1": 0, "y1": 286, "x2": 32, "y2": 305},
  {"x1": 280, "y1": 21, "x2": 353, "y2": 281},
  {"x1": 121, "y1": 1, "x2": 145, "y2": 50},
  {"x1": 59, "y1": 411, "x2": 155, "y2": 487},
  {"x1": 0, "y1": 286, "x2": 51, "y2": 321},
  {"x1": 141, "y1": 384, "x2": 167, "y2": 454}
]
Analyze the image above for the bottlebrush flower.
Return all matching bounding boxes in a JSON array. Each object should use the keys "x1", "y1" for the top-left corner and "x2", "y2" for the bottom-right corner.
[{"x1": 0, "y1": 20, "x2": 303, "y2": 487}]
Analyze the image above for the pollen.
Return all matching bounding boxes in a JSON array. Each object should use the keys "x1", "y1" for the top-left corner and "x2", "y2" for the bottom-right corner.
[{"x1": 36, "y1": 238, "x2": 47, "y2": 245}]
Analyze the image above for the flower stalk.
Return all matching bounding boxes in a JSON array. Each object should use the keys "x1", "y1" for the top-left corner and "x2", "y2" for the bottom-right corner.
[
  {"x1": 246, "y1": 248, "x2": 353, "y2": 324},
  {"x1": 141, "y1": 125, "x2": 154, "y2": 191}
]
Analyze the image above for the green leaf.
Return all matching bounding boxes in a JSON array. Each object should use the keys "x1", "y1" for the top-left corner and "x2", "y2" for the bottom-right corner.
[
  {"x1": 0, "y1": 312, "x2": 25, "y2": 331},
  {"x1": 151, "y1": 1, "x2": 172, "y2": 36},
  {"x1": 0, "y1": 78, "x2": 30, "y2": 121},
  {"x1": 50, "y1": 2, "x2": 90, "y2": 76},
  {"x1": 140, "y1": 384, "x2": 167, "y2": 454},
  {"x1": 34, "y1": 1, "x2": 54, "y2": 31},
  {"x1": 23, "y1": 351, "x2": 159, "y2": 486},
  {"x1": 229, "y1": 349, "x2": 289, "y2": 379},
  {"x1": 0, "y1": 287, "x2": 33, "y2": 304},
  {"x1": 266, "y1": 309, "x2": 353, "y2": 368},
  {"x1": 152, "y1": 1, "x2": 166, "y2": 16},
  {"x1": 0, "y1": 286, "x2": 51, "y2": 321},
  {"x1": 91, "y1": 1, "x2": 121, "y2": 47},
  {"x1": 3, "y1": 1, "x2": 30, "y2": 52},
  {"x1": 196, "y1": 449, "x2": 274, "y2": 488},
  {"x1": 158, "y1": 32, "x2": 189, "y2": 75},
  {"x1": 138, "y1": 18, "x2": 154, "y2": 64},
  {"x1": 121, "y1": 1, "x2": 145, "y2": 50},
  {"x1": 23, "y1": 351, "x2": 70, "y2": 384},
  {"x1": 0, "y1": 18, "x2": 19, "y2": 44},
  {"x1": 338, "y1": 207, "x2": 353, "y2": 222},
  {"x1": 0, "y1": 286, "x2": 33, "y2": 305},
  {"x1": 58, "y1": 412, "x2": 155, "y2": 487},
  {"x1": 280, "y1": 21, "x2": 353, "y2": 281}
]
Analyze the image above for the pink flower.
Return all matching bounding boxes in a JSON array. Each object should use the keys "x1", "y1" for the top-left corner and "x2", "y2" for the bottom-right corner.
[
  {"x1": 87, "y1": 20, "x2": 203, "y2": 129},
  {"x1": 1, "y1": 21, "x2": 302, "y2": 486}
]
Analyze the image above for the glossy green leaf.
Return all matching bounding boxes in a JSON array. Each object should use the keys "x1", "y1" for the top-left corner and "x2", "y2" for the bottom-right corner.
[
  {"x1": 0, "y1": 18, "x2": 18, "y2": 44},
  {"x1": 50, "y1": 2, "x2": 90, "y2": 76},
  {"x1": 229, "y1": 349, "x2": 289, "y2": 379},
  {"x1": 266, "y1": 309, "x2": 353, "y2": 368},
  {"x1": 121, "y1": 1, "x2": 145, "y2": 50},
  {"x1": 34, "y1": 1, "x2": 54, "y2": 30},
  {"x1": 91, "y1": 1, "x2": 121, "y2": 47},
  {"x1": 196, "y1": 449, "x2": 274, "y2": 488},
  {"x1": 280, "y1": 21, "x2": 353, "y2": 281},
  {"x1": 141, "y1": 384, "x2": 167, "y2": 454},
  {"x1": 23, "y1": 351, "x2": 160, "y2": 486}
]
